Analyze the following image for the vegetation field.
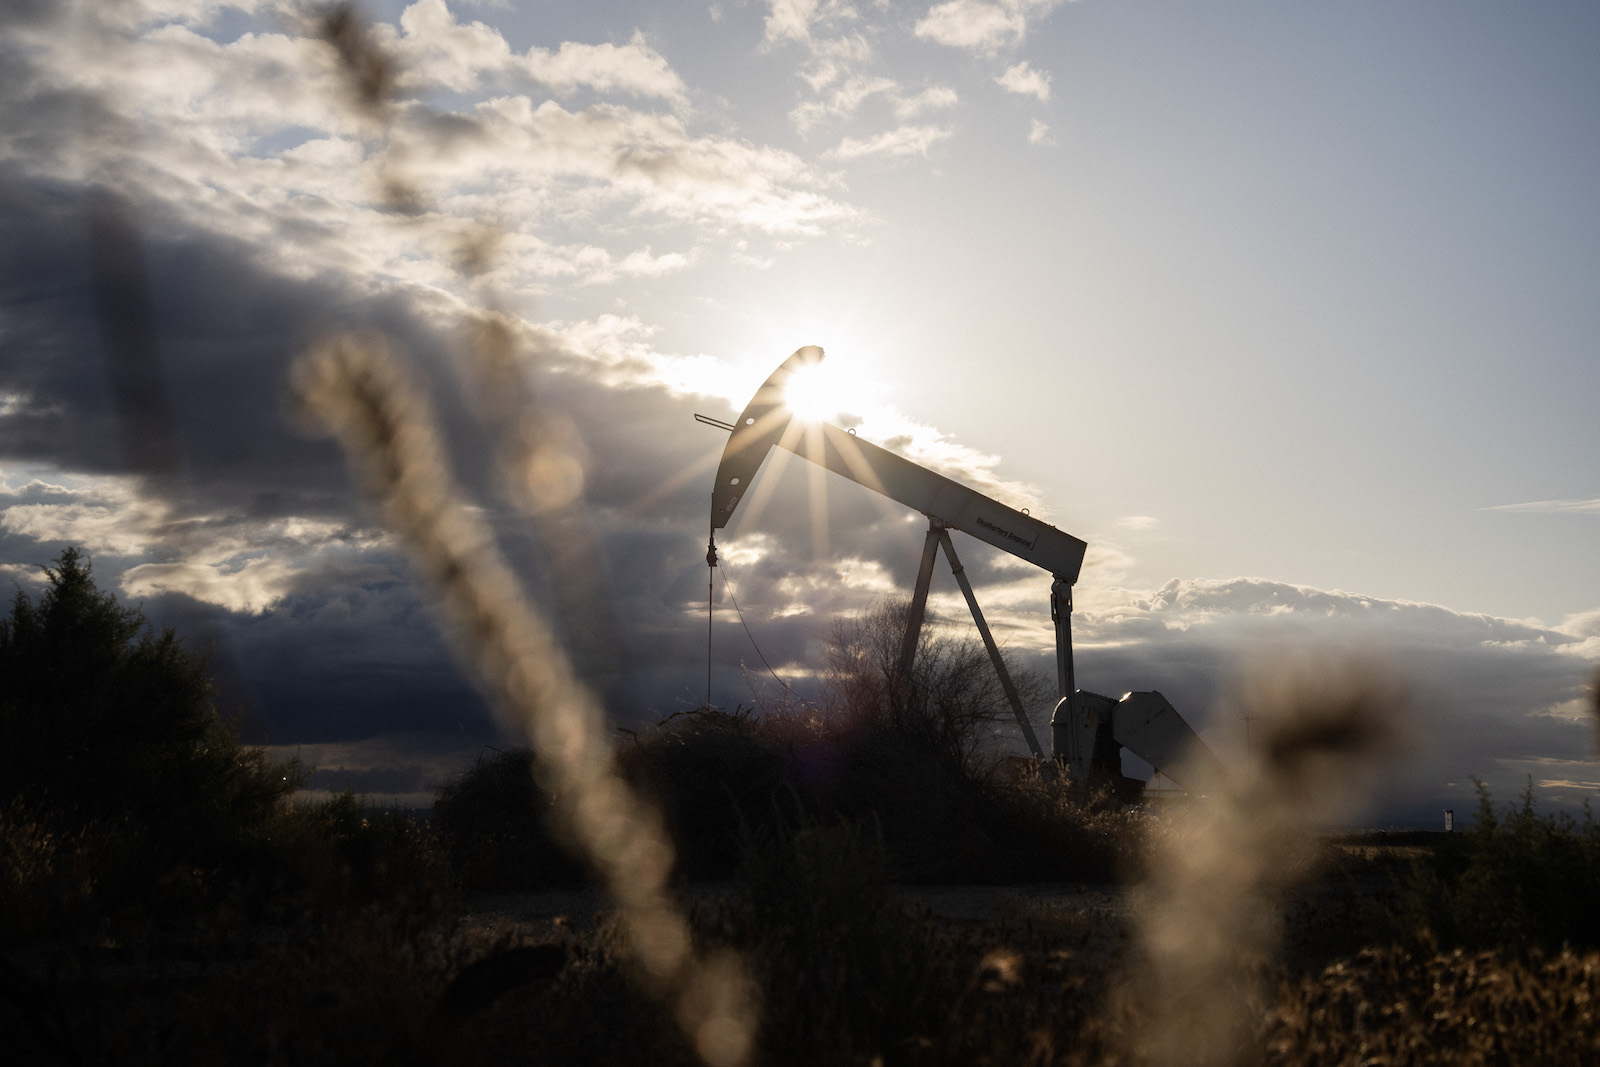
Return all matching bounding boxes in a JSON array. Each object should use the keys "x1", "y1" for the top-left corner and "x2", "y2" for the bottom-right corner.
[{"x1": 5, "y1": 552, "x2": 1600, "y2": 1065}]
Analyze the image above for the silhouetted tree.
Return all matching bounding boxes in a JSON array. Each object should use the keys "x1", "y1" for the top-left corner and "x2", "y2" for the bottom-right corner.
[
  {"x1": 823, "y1": 597, "x2": 1049, "y2": 773},
  {"x1": 0, "y1": 547, "x2": 298, "y2": 860}
]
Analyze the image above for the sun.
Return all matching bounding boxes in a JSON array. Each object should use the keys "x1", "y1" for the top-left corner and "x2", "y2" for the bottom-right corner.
[{"x1": 781, "y1": 361, "x2": 846, "y2": 423}]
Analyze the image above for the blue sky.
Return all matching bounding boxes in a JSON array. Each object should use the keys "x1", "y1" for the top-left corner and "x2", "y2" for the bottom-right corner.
[{"x1": 1, "y1": 0, "x2": 1596, "y2": 823}]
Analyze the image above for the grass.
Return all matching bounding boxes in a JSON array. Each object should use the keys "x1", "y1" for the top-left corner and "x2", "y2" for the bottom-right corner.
[
  {"x1": 3, "y1": 561, "x2": 1596, "y2": 1064},
  {"x1": 9, "y1": 698, "x2": 1600, "y2": 1065}
]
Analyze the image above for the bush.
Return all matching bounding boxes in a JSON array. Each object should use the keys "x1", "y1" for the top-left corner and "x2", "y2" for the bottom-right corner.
[
  {"x1": 1395, "y1": 780, "x2": 1600, "y2": 952},
  {"x1": 619, "y1": 703, "x2": 1141, "y2": 884},
  {"x1": 432, "y1": 748, "x2": 588, "y2": 890},
  {"x1": 824, "y1": 597, "x2": 1051, "y2": 777},
  {"x1": 262, "y1": 790, "x2": 458, "y2": 917}
]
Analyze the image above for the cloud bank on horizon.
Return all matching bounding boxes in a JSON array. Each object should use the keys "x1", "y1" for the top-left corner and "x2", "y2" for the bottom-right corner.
[{"x1": 0, "y1": 0, "x2": 1595, "y2": 823}]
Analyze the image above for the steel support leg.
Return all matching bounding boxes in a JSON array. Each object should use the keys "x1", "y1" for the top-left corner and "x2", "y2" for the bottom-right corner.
[
  {"x1": 1050, "y1": 577, "x2": 1077, "y2": 766},
  {"x1": 937, "y1": 530, "x2": 1046, "y2": 759},
  {"x1": 897, "y1": 517, "x2": 943, "y2": 679}
]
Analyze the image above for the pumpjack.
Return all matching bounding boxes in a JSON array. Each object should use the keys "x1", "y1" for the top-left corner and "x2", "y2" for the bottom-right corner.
[{"x1": 703, "y1": 346, "x2": 1223, "y2": 795}]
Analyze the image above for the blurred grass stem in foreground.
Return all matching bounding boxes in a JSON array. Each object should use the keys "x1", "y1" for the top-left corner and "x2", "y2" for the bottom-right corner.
[
  {"x1": 294, "y1": 333, "x2": 755, "y2": 1067},
  {"x1": 1125, "y1": 653, "x2": 1410, "y2": 1066}
]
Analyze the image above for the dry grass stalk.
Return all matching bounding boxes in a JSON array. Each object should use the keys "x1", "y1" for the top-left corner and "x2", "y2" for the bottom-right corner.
[
  {"x1": 1123, "y1": 653, "x2": 1410, "y2": 1066},
  {"x1": 294, "y1": 333, "x2": 755, "y2": 1067}
]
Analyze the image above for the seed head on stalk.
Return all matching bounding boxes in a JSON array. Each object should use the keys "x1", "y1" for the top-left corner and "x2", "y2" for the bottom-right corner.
[{"x1": 294, "y1": 333, "x2": 756, "y2": 1067}]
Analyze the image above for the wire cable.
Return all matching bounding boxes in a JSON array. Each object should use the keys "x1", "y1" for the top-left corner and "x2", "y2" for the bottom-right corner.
[
  {"x1": 712, "y1": 552, "x2": 791, "y2": 692},
  {"x1": 706, "y1": 535, "x2": 716, "y2": 709}
]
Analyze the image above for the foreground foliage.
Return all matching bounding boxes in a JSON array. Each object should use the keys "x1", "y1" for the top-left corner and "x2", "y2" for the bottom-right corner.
[
  {"x1": 1395, "y1": 781, "x2": 1600, "y2": 953},
  {"x1": 455, "y1": 704, "x2": 1143, "y2": 887},
  {"x1": 9, "y1": 820, "x2": 1600, "y2": 1065}
]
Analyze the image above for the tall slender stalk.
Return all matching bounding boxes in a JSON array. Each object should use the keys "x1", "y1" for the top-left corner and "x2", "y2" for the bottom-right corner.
[{"x1": 295, "y1": 333, "x2": 754, "y2": 1067}]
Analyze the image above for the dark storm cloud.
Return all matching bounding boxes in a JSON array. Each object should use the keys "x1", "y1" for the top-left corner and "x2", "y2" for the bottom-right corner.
[
  {"x1": 0, "y1": 170, "x2": 508, "y2": 747},
  {"x1": 0, "y1": 172, "x2": 395, "y2": 506},
  {"x1": 0, "y1": 163, "x2": 854, "y2": 753},
  {"x1": 1069, "y1": 578, "x2": 1599, "y2": 824}
]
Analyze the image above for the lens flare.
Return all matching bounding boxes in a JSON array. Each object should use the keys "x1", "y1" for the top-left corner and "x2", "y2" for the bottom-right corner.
[{"x1": 781, "y1": 362, "x2": 843, "y2": 423}]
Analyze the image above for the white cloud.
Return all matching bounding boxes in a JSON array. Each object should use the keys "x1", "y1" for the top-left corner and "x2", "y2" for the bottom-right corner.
[
  {"x1": 995, "y1": 60, "x2": 1050, "y2": 101},
  {"x1": 534, "y1": 314, "x2": 744, "y2": 401},
  {"x1": 914, "y1": 0, "x2": 1067, "y2": 54},
  {"x1": 893, "y1": 85, "x2": 959, "y2": 119},
  {"x1": 847, "y1": 408, "x2": 1046, "y2": 513},
  {"x1": 0, "y1": 467, "x2": 391, "y2": 615},
  {"x1": 796, "y1": 33, "x2": 875, "y2": 92},
  {"x1": 1116, "y1": 515, "x2": 1159, "y2": 531},
  {"x1": 764, "y1": 0, "x2": 860, "y2": 46},
  {"x1": 122, "y1": 556, "x2": 303, "y2": 615},
  {"x1": 450, "y1": 98, "x2": 857, "y2": 234},
  {"x1": 789, "y1": 74, "x2": 897, "y2": 133},
  {"x1": 484, "y1": 233, "x2": 693, "y2": 287},
  {"x1": 384, "y1": 0, "x2": 519, "y2": 94},
  {"x1": 1027, "y1": 118, "x2": 1051, "y2": 145},
  {"x1": 763, "y1": 0, "x2": 876, "y2": 101},
  {"x1": 0, "y1": 475, "x2": 165, "y2": 556},
  {"x1": 1483, "y1": 498, "x2": 1600, "y2": 515},
  {"x1": 0, "y1": 1, "x2": 856, "y2": 306},
  {"x1": 523, "y1": 35, "x2": 689, "y2": 107},
  {"x1": 828, "y1": 123, "x2": 953, "y2": 160},
  {"x1": 115, "y1": 517, "x2": 390, "y2": 614},
  {"x1": 381, "y1": 1, "x2": 689, "y2": 107}
]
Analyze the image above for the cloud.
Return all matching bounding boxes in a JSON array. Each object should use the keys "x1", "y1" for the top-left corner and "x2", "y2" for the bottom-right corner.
[
  {"x1": 1116, "y1": 515, "x2": 1159, "y2": 531},
  {"x1": 789, "y1": 74, "x2": 897, "y2": 133},
  {"x1": 762, "y1": 0, "x2": 878, "y2": 109},
  {"x1": 1026, "y1": 118, "x2": 1051, "y2": 145},
  {"x1": 381, "y1": 0, "x2": 690, "y2": 107},
  {"x1": 524, "y1": 35, "x2": 689, "y2": 106},
  {"x1": 827, "y1": 123, "x2": 953, "y2": 160},
  {"x1": 0, "y1": 474, "x2": 163, "y2": 556},
  {"x1": 914, "y1": 0, "x2": 1068, "y2": 54},
  {"x1": 0, "y1": 0, "x2": 858, "y2": 307},
  {"x1": 893, "y1": 85, "x2": 959, "y2": 119},
  {"x1": 1054, "y1": 577, "x2": 1600, "y2": 820},
  {"x1": 995, "y1": 60, "x2": 1050, "y2": 101},
  {"x1": 409, "y1": 96, "x2": 861, "y2": 237},
  {"x1": 1483, "y1": 498, "x2": 1600, "y2": 515},
  {"x1": 764, "y1": 0, "x2": 860, "y2": 46}
]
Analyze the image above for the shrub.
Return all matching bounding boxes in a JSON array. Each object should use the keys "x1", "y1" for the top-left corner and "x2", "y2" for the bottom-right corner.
[
  {"x1": 617, "y1": 702, "x2": 1141, "y2": 884},
  {"x1": 1395, "y1": 780, "x2": 1600, "y2": 952},
  {"x1": 431, "y1": 748, "x2": 587, "y2": 890},
  {"x1": 263, "y1": 790, "x2": 458, "y2": 916},
  {"x1": 824, "y1": 597, "x2": 1051, "y2": 777}
]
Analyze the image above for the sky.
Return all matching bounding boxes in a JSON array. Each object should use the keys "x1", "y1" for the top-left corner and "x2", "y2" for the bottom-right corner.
[{"x1": 1, "y1": 0, "x2": 1596, "y2": 826}]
